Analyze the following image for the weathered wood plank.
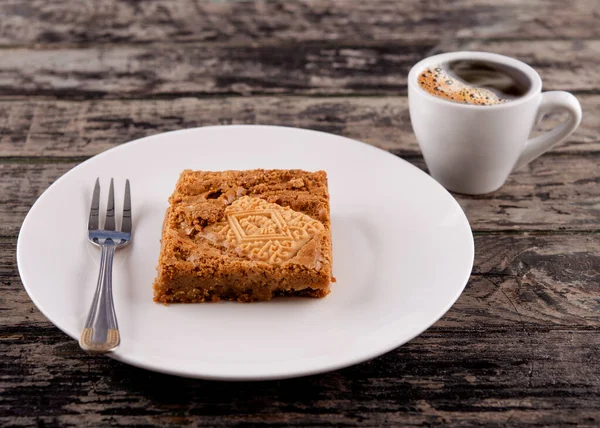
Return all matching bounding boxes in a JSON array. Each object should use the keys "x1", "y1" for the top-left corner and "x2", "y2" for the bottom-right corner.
[
  {"x1": 1, "y1": 155, "x2": 598, "y2": 233},
  {"x1": 452, "y1": 234, "x2": 600, "y2": 329},
  {"x1": 459, "y1": 154, "x2": 600, "y2": 232},
  {"x1": 1, "y1": 96, "x2": 598, "y2": 157},
  {"x1": 0, "y1": 40, "x2": 598, "y2": 98},
  {"x1": 0, "y1": 0, "x2": 598, "y2": 47},
  {"x1": 1, "y1": 0, "x2": 598, "y2": 425},
  {"x1": 3, "y1": 234, "x2": 599, "y2": 331},
  {"x1": 0, "y1": 325, "x2": 599, "y2": 425},
  {"x1": 0, "y1": 163, "x2": 73, "y2": 236},
  {"x1": 0, "y1": 163, "x2": 76, "y2": 235},
  {"x1": 2, "y1": 233, "x2": 600, "y2": 423}
]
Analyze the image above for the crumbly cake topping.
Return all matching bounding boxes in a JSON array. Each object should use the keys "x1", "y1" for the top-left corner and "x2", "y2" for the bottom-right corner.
[
  {"x1": 170, "y1": 169, "x2": 330, "y2": 229},
  {"x1": 200, "y1": 196, "x2": 324, "y2": 264}
]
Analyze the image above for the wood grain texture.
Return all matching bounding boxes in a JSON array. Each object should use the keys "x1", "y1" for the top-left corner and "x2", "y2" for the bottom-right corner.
[
  {"x1": 1, "y1": 40, "x2": 599, "y2": 99},
  {"x1": 1, "y1": 233, "x2": 599, "y2": 426},
  {"x1": 2, "y1": 0, "x2": 600, "y2": 425},
  {"x1": 3, "y1": 234, "x2": 599, "y2": 330},
  {"x1": 1, "y1": 154, "x2": 599, "y2": 234},
  {"x1": 1, "y1": 96, "x2": 599, "y2": 157},
  {"x1": 1, "y1": 328, "x2": 598, "y2": 426},
  {"x1": 0, "y1": 0, "x2": 598, "y2": 46},
  {"x1": 459, "y1": 154, "x2": 600, "y2": 232},
  {"x1": 0, "y1": 329, "x2": 598, "y2": 426}
]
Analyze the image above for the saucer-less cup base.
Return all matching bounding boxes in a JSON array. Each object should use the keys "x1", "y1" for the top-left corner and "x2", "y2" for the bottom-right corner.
[{"x1": 408, "y1": 52, "x2": 582, "y2": 195}]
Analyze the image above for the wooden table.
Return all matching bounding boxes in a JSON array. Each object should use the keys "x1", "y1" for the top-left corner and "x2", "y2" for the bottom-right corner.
[{"x1": 2, "y1": 1, "x2": 599, "y2": 426}]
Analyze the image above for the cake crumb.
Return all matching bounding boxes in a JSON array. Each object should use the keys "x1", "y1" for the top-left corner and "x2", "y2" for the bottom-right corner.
[{"x1": 153, "y1": 169, "x2": 334, "y2": 303}]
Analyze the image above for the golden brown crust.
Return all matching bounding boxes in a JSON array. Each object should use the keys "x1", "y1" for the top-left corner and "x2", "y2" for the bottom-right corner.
[{"x1": 153, "y1": 169, "x2": 333, "y2": 303}]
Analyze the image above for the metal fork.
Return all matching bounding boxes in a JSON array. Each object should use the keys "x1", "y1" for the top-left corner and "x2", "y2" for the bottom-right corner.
[{"x1": 79, "y1": 178, "x2": 132, "y2": 353}]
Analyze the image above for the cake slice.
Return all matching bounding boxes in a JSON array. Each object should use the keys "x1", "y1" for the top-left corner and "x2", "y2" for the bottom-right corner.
[{"x1": 153, "y1": 169, "x2": 333, "y2": 303}]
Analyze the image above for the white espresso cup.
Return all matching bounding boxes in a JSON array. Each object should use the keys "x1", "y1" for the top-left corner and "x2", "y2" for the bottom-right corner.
[{"x1": 408, "y1": 51, "x2": 582, "y2": 195}]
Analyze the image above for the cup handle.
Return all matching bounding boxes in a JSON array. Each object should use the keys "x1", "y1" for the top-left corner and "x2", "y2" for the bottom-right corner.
[{"x1": 512, "y1": 91, "x2": 582, "y2": 172}]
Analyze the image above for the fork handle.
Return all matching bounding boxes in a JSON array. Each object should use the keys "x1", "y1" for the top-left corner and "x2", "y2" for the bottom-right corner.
[{"x1": 79, "y1": 241, "x2": 120, "y2": 353}]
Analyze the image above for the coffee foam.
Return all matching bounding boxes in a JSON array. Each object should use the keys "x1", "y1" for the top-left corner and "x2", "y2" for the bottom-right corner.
[{"x1": 418, "y1": 65, "x2": 509, "y2": 106}]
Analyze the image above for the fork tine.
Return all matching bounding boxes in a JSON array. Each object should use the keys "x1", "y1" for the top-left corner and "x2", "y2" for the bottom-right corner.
[
  {"x1": 104, "y1": 178, "x2": 116, "y2": 231},
  {"x1": 121, "y1": 179, "x2": 132, "y2": 233},
  {"x1": 88, "y1": 178, "x2": 100, "y2": 231}
]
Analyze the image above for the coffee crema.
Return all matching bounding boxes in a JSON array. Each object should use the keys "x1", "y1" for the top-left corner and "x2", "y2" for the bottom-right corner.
[{"x1": 418, "y1": 60, "x2": 531, "y2": 106}]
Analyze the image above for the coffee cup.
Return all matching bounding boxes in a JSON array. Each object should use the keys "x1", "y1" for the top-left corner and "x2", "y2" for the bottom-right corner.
[{"x1": 408, "y1": 51, "x2": 582, "y2": 195}]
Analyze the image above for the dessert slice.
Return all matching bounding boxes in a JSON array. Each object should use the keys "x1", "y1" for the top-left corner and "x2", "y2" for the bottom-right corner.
[{"x1": 153, "y1": 169, "x2": 333, "y2": 303}]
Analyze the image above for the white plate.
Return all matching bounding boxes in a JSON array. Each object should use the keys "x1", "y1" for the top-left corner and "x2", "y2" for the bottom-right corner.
[{"x1": 17, "y1": 125, "x2": 474, "y2": 381}]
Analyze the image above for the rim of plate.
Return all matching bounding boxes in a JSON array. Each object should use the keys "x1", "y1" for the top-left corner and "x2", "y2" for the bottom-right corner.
[{"x1": 16, "y1": 125, "x2": 475, "y2": 380}]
